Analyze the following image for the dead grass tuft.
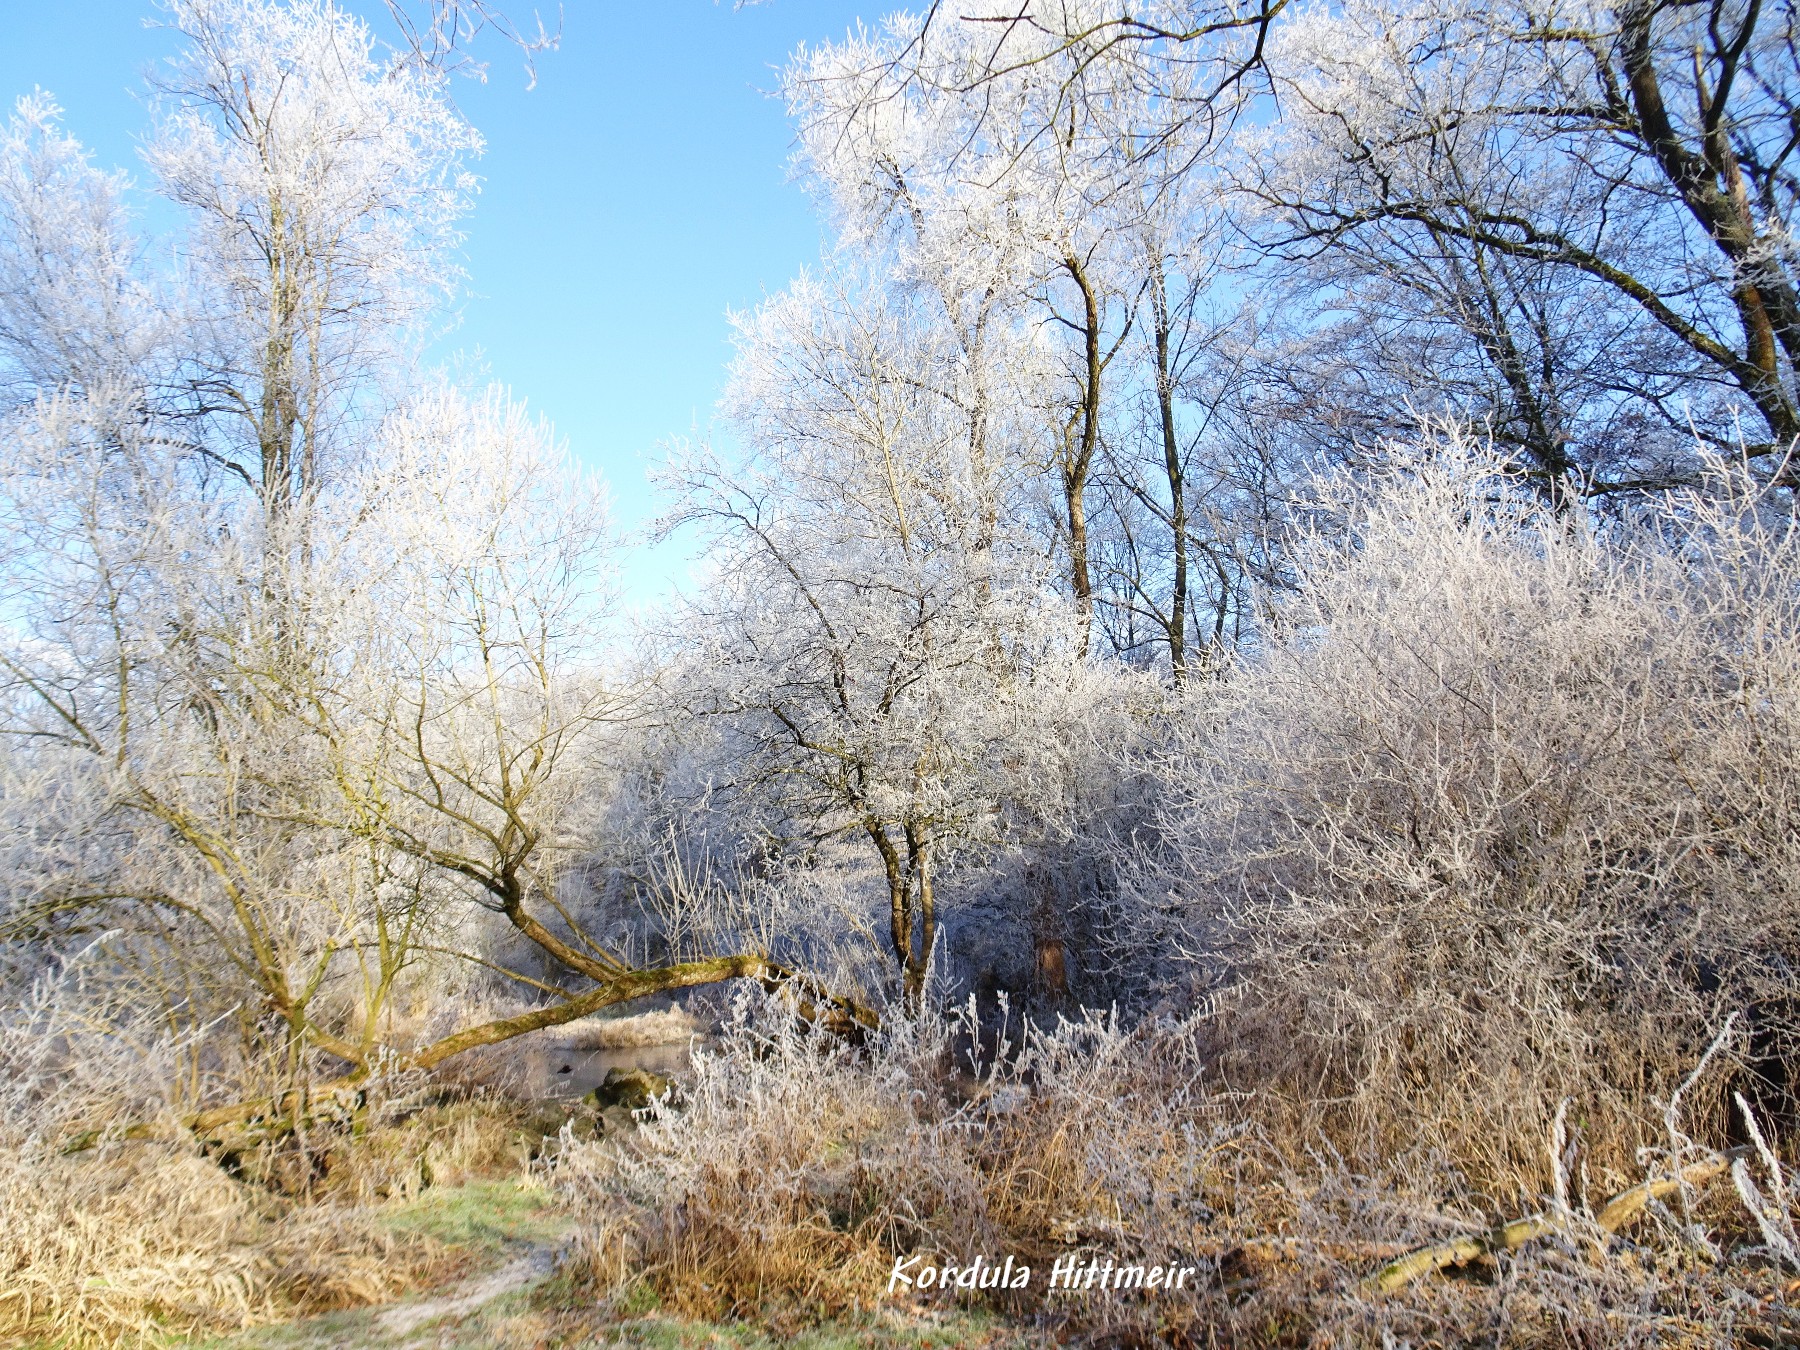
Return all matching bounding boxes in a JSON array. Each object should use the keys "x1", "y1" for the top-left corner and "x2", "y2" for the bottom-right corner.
[{"x1": 0, "y1": 1129, "x2": 458, "y2": 1345}]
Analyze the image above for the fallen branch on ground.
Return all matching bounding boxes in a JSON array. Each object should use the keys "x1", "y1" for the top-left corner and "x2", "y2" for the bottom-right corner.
[
  {"x1": 1366, "y1": 1147, "x2": 1752, "y2": 1293},
  {"x1": 57, "y1": 955, "x2": 876, "y2": 1152}
]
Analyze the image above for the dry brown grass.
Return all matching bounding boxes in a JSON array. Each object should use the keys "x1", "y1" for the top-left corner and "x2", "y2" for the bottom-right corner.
[
  {"x1": 304, "y1": 1091, "x2": 535, "y2": 1205},
  {"x1": 551, "y1": 998, "x2": 1245, "y2": 1322},
  {"x1": 554, "y1": 995, "x2": 912, "y2": 1321},
  {"x1": 0, "y1": 1091, "x2": 548, "y2": 1346},
  {"x1": 0, "y1": 1126, "x2": 464, "y2": 1346},
  {"x1": 0, "y1": 967, "x2": 541, "y2": 1346},
  {"x1": 552, "y1": 991, "x2": 1797, "y2": 1346}
]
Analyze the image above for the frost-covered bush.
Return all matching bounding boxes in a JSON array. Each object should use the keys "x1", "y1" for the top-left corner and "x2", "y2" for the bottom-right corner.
[
  {"x1": 1126, "y1": 434, "x2": 1800, "y2": 1183},
  {"x1": 554, "y1": 989, "x2": 1240, "y2": 1320},
  {"x1": 552, "y1": 983, "x2": 1792, "y2": 1343}
]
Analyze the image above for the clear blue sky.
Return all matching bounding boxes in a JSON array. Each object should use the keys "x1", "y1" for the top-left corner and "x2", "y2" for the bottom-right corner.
[{"x1": 0, "y1": 0, "x2": 871, "y2": 603}]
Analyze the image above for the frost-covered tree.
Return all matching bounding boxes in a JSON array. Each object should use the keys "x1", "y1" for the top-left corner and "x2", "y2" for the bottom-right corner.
[
  {"x1": 665, "y1": 263, "x2": 1089, "y2": 1002},
  {"x1": 788, "y1": 2, "x2": 1347, "y2": 683},
  {"x1": 0, "y1": 1, "x2": 869, "y2": 1109},
  {"x1": 0, "y1": 97, "x2": 164, "y2": 407},
  {"x1": 0, "y1": 382, "x2": 603, "y2": 1072},
  {"x1": 146, "y1": 0, "x2": 481, "y2": 515},
  {"x1": 1243, "y1": 0, "x2": 1800, "y2": 494},
  {"x1": 790, "y1": 5, "x2": 1170, "y2": 646}
]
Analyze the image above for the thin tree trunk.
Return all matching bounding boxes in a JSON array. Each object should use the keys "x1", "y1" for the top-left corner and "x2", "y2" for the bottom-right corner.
[
  {"x1": 903, "y1": 823, "x2": 934, "y2": 1003},
  {"x1": 1150, "y1": 257, "x2": 1190, "y2": 683},
  {"x1": 1063, "y1": 252, "x2": 1104, "y2": 646}
]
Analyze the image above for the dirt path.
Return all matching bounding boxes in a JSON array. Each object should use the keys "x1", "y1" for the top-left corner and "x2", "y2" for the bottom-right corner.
[{"x1": 375, "y1": 1241, "x2": 562, "y2": 1340}]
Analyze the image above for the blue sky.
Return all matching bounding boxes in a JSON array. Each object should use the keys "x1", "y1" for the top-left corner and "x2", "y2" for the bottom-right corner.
[{"x1": 0, "y1": 0, "x2": 873, "y2": 602}]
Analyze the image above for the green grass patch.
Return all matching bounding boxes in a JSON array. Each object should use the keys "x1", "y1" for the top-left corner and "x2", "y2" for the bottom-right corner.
[{"x1": 378, "y1": 1175, "x2": 568, "y2": 1253}]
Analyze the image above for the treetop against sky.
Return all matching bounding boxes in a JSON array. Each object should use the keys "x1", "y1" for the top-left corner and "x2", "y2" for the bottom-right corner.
[{"x1": 0, "y1": 0, "x2": 871, "y2": 604}]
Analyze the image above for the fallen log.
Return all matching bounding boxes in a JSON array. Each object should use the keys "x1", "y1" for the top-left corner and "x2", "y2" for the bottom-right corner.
[
  {"x1": 1366, "y1": 1147, "x2": 1751, "y2": 1294},
  {"x1": 59, "y1": 1082, "x2": 364, "y2": 1153},
  {"x1": 408, "y1": 953, "x2": 875, "y2": 1069},
  {"x1": 186, "y1": 1080, "x2": 366, "y2": 1138},
  {"x1": 155, "y1": 956, "x2": 872, "y2": 1145}
]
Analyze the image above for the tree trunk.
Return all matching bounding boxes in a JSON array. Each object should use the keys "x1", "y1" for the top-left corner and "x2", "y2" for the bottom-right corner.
[
  {"x1": 1062, "y1": 252, "x2": 1105, "y2": 647},
  {"x1": 1150, "y1": 257, "x2": 1190, "y2": 682}
]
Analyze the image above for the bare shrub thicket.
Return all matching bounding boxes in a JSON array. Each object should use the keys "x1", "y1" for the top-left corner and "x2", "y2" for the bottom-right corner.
[{"x1": 1113, "y1": 435, "x2": 1800, "y2": 1191}]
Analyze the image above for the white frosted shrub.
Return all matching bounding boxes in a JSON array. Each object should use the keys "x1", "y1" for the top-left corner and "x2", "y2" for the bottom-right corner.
[{"x1": 1131, "y1": 433, "x2": 1800, "y2": 1181}]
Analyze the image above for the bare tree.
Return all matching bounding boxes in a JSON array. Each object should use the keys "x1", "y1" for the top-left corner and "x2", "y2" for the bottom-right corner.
[
  {"x1": 147, "y1": 0, "x2": 482, "y2": 517},
  {"x1": 664, "y1": 263, "x2": 1090, "y2": 1004},
  {"x1": 1245, "y1": 0, "x2": 1800, "y2": 492}
]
